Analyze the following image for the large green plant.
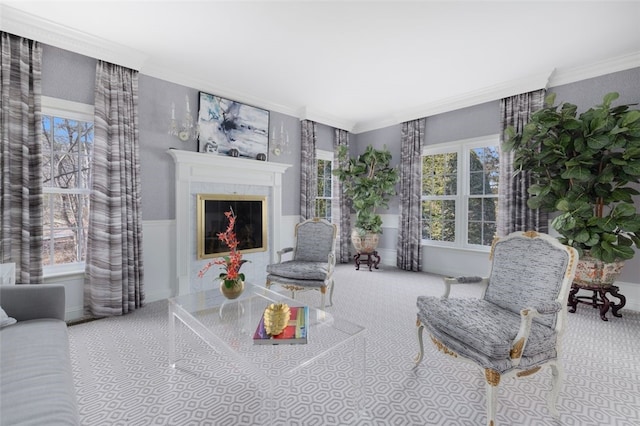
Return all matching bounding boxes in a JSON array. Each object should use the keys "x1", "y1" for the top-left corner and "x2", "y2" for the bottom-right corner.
[
  {"x1": 333, "y1": 144, "x2": 399, "y2": 234},
  {"x1": 505, "y1": 92, "x2": 640, "y2": 262}
]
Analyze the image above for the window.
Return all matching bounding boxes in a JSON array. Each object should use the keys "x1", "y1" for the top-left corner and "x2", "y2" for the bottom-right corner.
[
  {"x1": 315, "y1": 150, "x2": 333, "y2": 222},
  {"x1": 421, "y1": 135, "x2": 499, "y2": 249},
  {"x1": 41, "y1": 97, "x2": 94, "y2": 270}
]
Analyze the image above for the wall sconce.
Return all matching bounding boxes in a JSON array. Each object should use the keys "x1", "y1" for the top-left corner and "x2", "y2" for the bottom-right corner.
[
  {"x1": 168, "y1": 95, "x2": 196, "y2": 142},
  {"x1": 270, "y1": 122, "x2": 290, "y2": 156}
]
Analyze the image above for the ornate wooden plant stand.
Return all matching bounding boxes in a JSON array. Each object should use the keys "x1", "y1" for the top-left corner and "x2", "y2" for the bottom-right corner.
[
  {"x1": 354, "y1": 251, "x2": 380, "y2": 271},
  {"x1": 567, "y1": 283, "x2": 626, "y2": 321}
]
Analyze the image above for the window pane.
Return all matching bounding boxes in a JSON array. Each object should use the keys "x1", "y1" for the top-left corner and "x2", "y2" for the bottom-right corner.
[
  {"x1": 468, "y1": 198, "x2": 482, "y2": 221},
  {"x1": 469, "y1": 146, "x2": 500, "y2": 196},
  {"x1": 467, "y1": 197, "x2": 497, "y2": 246},
  {"x1": 315, "y1": 199, "x2": 331, "y2": 221},
  {"x1": 315, "y1": 157, "x2": 333, "y2": 222},
  {"x1": 422, "y1": 153, "x2": 458, "y2": 196},
  {"x1": 53, "y1": 229, "x2": 81, "y2": 264},
  {"x1": 422, "y1": 200, "x2": 456, "y2": 242}
]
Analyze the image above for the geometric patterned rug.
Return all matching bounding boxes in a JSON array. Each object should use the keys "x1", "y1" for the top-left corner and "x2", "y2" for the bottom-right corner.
[{"x1": 68, "y1": 264, "x2": 640, "y2": 425}]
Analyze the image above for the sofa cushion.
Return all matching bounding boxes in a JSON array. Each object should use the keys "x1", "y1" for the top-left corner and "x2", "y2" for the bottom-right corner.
[
  {"x1": 1, "y1": 319, "x2": 80, "y2": 425},
  {"x1": 0, "y1": 306, "x2": 16, "y2": 328}
]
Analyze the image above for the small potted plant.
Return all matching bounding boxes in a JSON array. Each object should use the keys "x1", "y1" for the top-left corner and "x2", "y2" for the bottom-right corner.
[
  {"x1": 333, "y1": 144, "x2": 399, "y2": 253},
  {"x1": 198, "y1": 209, "x2": 249, "y2": 298},
  {"x1": 505, "y1": 92, "x2": 640, "y2": 286}
]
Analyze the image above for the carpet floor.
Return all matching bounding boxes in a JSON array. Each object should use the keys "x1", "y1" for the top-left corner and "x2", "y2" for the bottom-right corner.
[{"x1": 68, "y1": 264, "x2": 640, "y2": 425}]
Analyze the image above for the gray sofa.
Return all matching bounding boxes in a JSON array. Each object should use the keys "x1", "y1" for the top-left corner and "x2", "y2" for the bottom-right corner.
[{"x1": 0, "y1": 284, "x2": 80, "y2": 426}]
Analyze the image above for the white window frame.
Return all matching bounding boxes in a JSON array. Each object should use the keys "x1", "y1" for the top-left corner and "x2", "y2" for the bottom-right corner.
[
  {"x1": 41, "y1": 96, "x2": 94, "y2": 277},
  {"x1": 421, "y1": 134, "x2": 500, "y2": 252},
  {"x1": 315, "y1": 149, "x2": 334, "y2": 222}
]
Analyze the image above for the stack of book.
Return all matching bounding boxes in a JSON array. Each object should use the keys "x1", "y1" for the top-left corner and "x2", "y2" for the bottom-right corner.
[{"x1": 253, "y1": 305, "x2": 309, "y2": 345}]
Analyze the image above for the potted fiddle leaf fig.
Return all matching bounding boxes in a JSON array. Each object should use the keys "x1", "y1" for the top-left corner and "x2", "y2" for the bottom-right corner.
[
  {"x1": 505, "y1": 92, "x2": 640, "y2": 286},
  {"x1": 333, "y1": 144, "x2": 399, "y2": 253}
]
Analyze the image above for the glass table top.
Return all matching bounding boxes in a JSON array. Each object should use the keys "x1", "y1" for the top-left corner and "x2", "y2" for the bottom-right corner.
[{"x1": 168, "y1": 283, "x2": 365, "y2": 381}]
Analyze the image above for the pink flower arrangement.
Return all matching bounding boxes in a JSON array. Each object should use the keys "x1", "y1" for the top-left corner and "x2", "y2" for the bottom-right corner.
[{"x1": 198, "y1": 209, "x2": 248, "y2": 288}]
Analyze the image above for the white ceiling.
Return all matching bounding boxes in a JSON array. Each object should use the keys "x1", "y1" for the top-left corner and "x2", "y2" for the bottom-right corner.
[{"x1": 3, "y1": 1, "x2": 640, "y2": 133}]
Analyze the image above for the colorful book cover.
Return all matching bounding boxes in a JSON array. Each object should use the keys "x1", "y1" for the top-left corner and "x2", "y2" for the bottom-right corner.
[{"x1": 253, "y1": 306, "x2": 308, "y2": 345}]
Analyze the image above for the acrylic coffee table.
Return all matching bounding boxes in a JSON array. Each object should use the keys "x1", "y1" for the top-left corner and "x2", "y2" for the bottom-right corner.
[{"x1": 168, "y1": 283, "x2": 366, "y2": 425}]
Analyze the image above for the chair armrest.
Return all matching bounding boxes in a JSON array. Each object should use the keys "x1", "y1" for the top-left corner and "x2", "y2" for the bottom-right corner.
[
  {"x1": 276, "y1": 247, "x2": 294, "y2": 263},
  {"x1": 327, "y1": 252, "x2": 336, "y2": 274},
  {"x1": 509, "y1": 307, "x2": 543, "y2": 366},
  {"x1": 531, "y1": 301, "x2": 562, "y2": 315},
  {"x1": 442, "y1": 276, "x2": 489, "y2": 299},
  {"x1": 0, "y1": 284, "x2": 66, "y2": 322}
]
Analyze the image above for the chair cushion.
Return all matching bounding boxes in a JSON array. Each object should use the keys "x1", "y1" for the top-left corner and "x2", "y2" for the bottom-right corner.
[
  {"x1": 294, "y1": 221, "x2": 335, "y2": 262},
  {"x1": 416, "y1": 297, "x2": 557, "y2": 360},
  {"x1": 266, "y1": 274, "x2": 326, "y2": 289},
  {"x1": 266, "y1": 260, "x2": 329, "y2": 281},
  {"x1": 484, "y1": 236, "x2": 569, "y2": 329}
]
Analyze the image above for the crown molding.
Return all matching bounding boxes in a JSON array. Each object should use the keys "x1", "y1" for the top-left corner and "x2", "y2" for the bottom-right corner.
[
  {"x1": 298, "y1": 106, "x2": 355, "y2": 132},
  {"x1": 548, "y1": 51, "x2": 640, "y2": 88},
  {"x1": 0, "y1": 5, "x2": 147, "y2": 71}
]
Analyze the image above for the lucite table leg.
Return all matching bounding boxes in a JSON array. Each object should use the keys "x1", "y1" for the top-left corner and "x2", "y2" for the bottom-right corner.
[{"x1": 168, "y1": 303, "x2": 177, "y2": 368}]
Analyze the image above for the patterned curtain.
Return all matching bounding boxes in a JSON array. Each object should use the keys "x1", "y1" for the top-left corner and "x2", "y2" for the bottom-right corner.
[
  {"x1": 300, "y1": 119, "x2": 317, "y2": 220},
  {"x1": 0, "y1": 32, "x2": 43, "y2": 283},
  {"x1": 497, "y1": 89, "x2": 548, "y2": 236},
  {"x1": 84, "y1": 61, "x2": 144, "y2": 317},
  {"x1": 333, "y1": 128, "x2": 351, "y2": 263},
  {"x1": 396, "y1": 119, "x2": 425, "y2": 271}
]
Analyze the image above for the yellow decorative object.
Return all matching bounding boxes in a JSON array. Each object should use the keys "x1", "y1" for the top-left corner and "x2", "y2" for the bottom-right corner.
[
  {"x1": 430, "y1": 335, "x2": 458, "y2": 358},
  {"x1": 510, "y1": 337, "x2": 526, "y2": 359},
  {"x1": 263, "y1": 303, "x2": 291, "y2": 336},
  {"x1": 516, "y1": 366, "x2": 542, "y2": 378},
  {"x1": 484, "y1": 368, "x2": 501, "y2": 386}
]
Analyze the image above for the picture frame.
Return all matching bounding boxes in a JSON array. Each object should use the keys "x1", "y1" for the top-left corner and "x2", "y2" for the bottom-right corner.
[{"x1": 197, "y1": 92, "x2": 270, "y2": 160}]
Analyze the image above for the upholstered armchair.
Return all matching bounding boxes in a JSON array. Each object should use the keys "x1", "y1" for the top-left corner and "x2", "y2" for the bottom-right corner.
[
  {"x1": 266, "y1": 218, "x2": 337, "y2": 310},
  {"x1": 415, "y1": 231, "x2": 578, "y2": 426}
]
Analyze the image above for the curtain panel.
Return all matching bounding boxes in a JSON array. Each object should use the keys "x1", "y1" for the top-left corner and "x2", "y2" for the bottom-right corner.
[
  {"x1": 300, "y1": 120, "x2": 317, "y2": 220},
  {"x1": 497, "y1": 89, "x2": 548, "y2": 236},
  {"x1": 84, "y1": 61, "x2": 144, "y2": 318},
  {"x1": 396, "y1": 119, "x2": 425, "y2": 271},
  {"x1": 333, "y1": 128, "x2": 351, "y2": 263},
  {"x1": 0, "y1": 32, "x2": 43, "y2": 283}
]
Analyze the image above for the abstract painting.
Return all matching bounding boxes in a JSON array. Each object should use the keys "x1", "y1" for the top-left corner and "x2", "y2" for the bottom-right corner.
[{"x1": 197, "y1": 92, "x2": 269, "y2": 159}]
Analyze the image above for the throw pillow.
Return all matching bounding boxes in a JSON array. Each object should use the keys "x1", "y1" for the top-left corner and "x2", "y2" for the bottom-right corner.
[{"x1": 0, "y1": 306, "x2": 17, "y2": 328}]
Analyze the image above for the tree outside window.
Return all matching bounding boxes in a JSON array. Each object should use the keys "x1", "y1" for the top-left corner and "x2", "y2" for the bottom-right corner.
[
  {"x1": 315, "y1": 151, "x2": 333, "y2": 222},
  {"x1": 41, "y1": 103, "x2": 94, "y2": 267}
]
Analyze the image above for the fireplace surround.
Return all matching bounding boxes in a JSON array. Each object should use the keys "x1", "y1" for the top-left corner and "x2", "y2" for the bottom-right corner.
[{"x1": 168, "y1": 149, "x2": 290, "y2": 295}]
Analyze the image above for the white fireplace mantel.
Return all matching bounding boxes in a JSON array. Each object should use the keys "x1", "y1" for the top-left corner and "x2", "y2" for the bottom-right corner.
[{"x1": 168, "y1": 149, "x2": 291, "y2": 295}]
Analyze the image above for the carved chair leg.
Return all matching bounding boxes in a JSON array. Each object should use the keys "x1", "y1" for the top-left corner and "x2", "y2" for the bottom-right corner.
[
  {"x1": 548, "y1": 362, "x2": 564, "y2": 418},
  {"x1": 414, "y1": 321, "x2": 425, "y2": 365},
  {"x1": 484, "y1": 369, "x2": 500, "y2": 426},
  {"x1": 320, "y1": 286, "x2": 326, "y2": 311},
  {"x1": 328, "y1": 279, "x2": 335, "y2": 307}
]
